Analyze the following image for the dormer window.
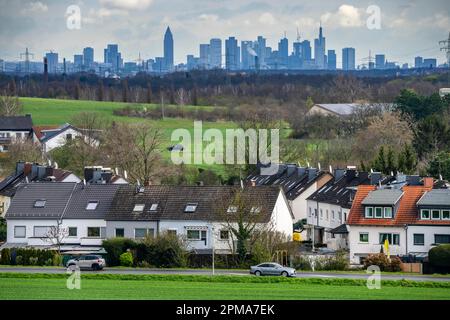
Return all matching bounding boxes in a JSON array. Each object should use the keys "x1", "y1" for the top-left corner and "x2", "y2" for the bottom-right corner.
[
  {"x1": 365, "y1": 207, "x2": 373, "y2": 218},
  {"x1": 431, "y1": 210, "x2": 441, "y2": 220},
  {"x1": 364, "y1": 206, "x2": 393, "y2": 219},
  {"x1": 227, "y1": 206, "x2": 237, "y2": 213},
  {"x1": 34, "y1": 200, "x2": 46, "y2": 208},
  {"x1": 133, "y1": 204, "x2": 145, "y2": 212},
  {"x1": 86, "y1": 201, "x2": 99, "y2": 210},
  {"x1": 384, "y1": 207, "x2": 392, "y2": 218},
  {"x1": 184, "y1": 203, "x2": 197, "y2": 213},
  {"x1": 374, "y1": 207, "x2": 383, "y2": 218},
  {"x1": 149, "y1": 203, "x2": 158, "y2": 211},
  {"x1": 420, "y1": 209, "x2": 430, "y2": 220}
]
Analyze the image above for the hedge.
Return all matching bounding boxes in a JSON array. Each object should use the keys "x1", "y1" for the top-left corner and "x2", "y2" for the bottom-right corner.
[
  {"x1": 0, "y1": 248, "x2": 56, "y2": 266},
  {"x1": 429, "y1": 244, "x2": 450, "y2": 267}
]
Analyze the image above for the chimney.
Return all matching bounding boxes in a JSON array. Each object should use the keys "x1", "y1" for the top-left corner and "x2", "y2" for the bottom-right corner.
[
  {"x1": 297, "y1": 167, "x2": 307, "y2": 177},
  {"x1": 334, "y1": 168, "x2": 345, "y2": 181},
  {"x1": 250, "y1": 179, "x2": 256, "y2": 187},
  {"x1": 37, "y1": 165, "x2": 47, "y2": 180},
  {"x1": 423, "y1": 177, "x2": 434, "y2": 188},
  {"x1": 31, "y1": 163, "x2": 39, "y2": 179},
  {"x1": 84, "y1": 167, "x2": 94, "y2": 183},
  {"x1": 286, "y1": 164, "x2": 296, "y2": 177},
  {"x1": 307, "y1": 168, "x2": 318, "y2": 181},
  {"x1": 16, "y1": 161, "x2": 25, "y2": 175},
  {"x1": 370, "y1": 172, "x2": 382, "y2": 185},
  {"x1": 23, "y1": 162, "x2": 32, "y2": 176},
  {"x1": 407, "y1": 175, "x2": 421, "y2": 186},
  {"x1": 45, "y1": 166, "x2": 54, "y2": 177},
  {"x1": 346, "y1": 169, "x2": 356, "y2": 181}
]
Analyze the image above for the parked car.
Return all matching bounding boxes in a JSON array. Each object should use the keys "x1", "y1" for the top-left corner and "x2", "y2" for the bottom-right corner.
[
  {"x1": 66, "y1": 255, "x2": 106, "y2": 271},
  {"x1": 250, "y1": 263, "x2": 296, "y2": 277}
]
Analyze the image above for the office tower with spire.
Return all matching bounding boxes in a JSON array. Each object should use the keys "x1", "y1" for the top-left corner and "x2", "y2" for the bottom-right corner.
[
  {"x1": 164, "y1": 26, "x2": 174, "y2": 71},
  {"x1": 314, "y1": 24, "x2": 326, "y2": 69},
  {"x1": 209, "y1": 38, "x2": 222, "y2": 68}
]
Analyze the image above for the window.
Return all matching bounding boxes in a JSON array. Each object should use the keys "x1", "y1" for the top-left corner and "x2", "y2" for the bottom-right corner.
[
  {"x1": 413, "y1": 234, "x2": 424, "y2": 246},
  {"x1": 227, "y1": 206, "x2": 237, "y2": 213},
  {"x1": 68, "y1": 227, "x2": 77, "y2": 237},
  {"x1": 34, "y1": 200, "x2": 46, "y2": 208},
  {"x1": 308, "y1": 207, "x2": 312, "y2": 217},
  {"x1": 379, "y1": 233, "x2": 400, "y2": 245},
  {"x1": 326, "y1": 210, "x2": 329, "y2": 221},
  {"x1": 135, "y1": 228, "x2": 154, "y2": 239},
  {"x1": 133, "y1": 204, "x2": 145, "y2": 212},
  {"x1": 332, "y1": 210, "x2": 335, "y2": 220},
  {"x1": 220, "y1": 230, "x2": 229, "y2": 240},
  {"x1": 375, "y1": 207, "x2": 383, "y2": 218},
  {"x1": 314, "y1": 209, "x2": 317, "y2": 217},
  {"x1": 435, "y1": 234, "x2": 450, "y2": 244},
  {"x1": 184, "y1": 203, "x2": 198, "y2": 213},
  {"x1": 66, "y1": 134, "x2": 72, "y2": 140},
  {"x1": 149, "y1": 203, "x2": 158, "y2": 211},
  {"x1": 187, "y1": 230, "x2": 207, "y2": 241},
  {"x1": 33, "y1": 226, "x2": 51, "y2": 237},
  {"x1": 86, "y1": 201, "x2": 99, "y2": 210},
  {"x1": 250, "y1": 207, "x2": 261, "y2": 214},
  {"x1": 359, "y1": 233, "x2": 369, "y2": 243},
  {"x1": 421, "y1": 209, "x2": 430, "y2": 219},
  {"x1": 167, "y1": 229, "x2": 177, "y2": 236},
  {"x1": 16, "y1": 132, "x2": 22, "y2": 139},
  {"x1": 431, "y1": 210, "x2": 441, "y2": 220},
  {"x1": 87, "y1": 227, "x2": 100, "y2": 238},
  {"x1": 384, "y1": 207, "x2": 393, "y2": 218},
  {"x1": 365, "y1": 207, "x2": 373, "y2": 218},
  {"x1": 320, "y1": 209, "x2": 323, "y2": 219},
  {"x1": 443, "y1": 210, "x2": 450, "y2": 220},
  {"x1": 14, "y1": 226, "x2": 26, "y2": 238},
  {"x1": 115, "y1": 228, "x2": 125, "y2": 238}
]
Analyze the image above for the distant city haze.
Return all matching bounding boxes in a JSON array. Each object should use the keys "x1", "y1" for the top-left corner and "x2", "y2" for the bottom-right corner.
[{"x1": 0, "y1": 0, "x2": 448, "y2": 71}]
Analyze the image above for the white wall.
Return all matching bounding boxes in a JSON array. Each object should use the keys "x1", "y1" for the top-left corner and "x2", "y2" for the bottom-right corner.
[
  {"x1": 106, "y1": 221, "x2": 158, "y2": 239},
  {"x1": 42, "y1": 128, "x2": 84, "y2": 153},
  {"x1": 7, "y1": 219, "x2": 58, "y2": 244},
  {"x1": 348, "y1": 225, "x2": 406, "y2": 264},
  {"x1": 62, "y1": 219, "x2": 106, "y2": 246},
  {"x1": 290, "y1": 182, "x2": 318, "y2": 222},
  {"x1": 271, "y1": 191, "x2": 294, "y2": 239},
  {"x1": 407, "y1": 225, "x2": 450, "y2": 254}
]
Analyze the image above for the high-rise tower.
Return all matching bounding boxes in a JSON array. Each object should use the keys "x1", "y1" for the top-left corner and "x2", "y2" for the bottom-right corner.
[
  {"x1": 314, "y1": 24, "x2": 326, "y2": 69},
  {"x1": 164, "y1": 26, "x2": 174, "y2": 71}
]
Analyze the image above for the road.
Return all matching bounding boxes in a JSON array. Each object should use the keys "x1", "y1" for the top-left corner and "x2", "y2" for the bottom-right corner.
[{"x1": 1, "y1": 267, "x2": 449, "y2": 282}]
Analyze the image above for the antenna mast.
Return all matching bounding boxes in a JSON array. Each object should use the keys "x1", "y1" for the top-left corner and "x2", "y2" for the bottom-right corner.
[{"x1": 20, "y1": 48, "x2": 34, "y2": 75}]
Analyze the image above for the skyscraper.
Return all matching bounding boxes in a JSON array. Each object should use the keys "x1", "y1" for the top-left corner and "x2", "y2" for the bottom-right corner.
[
  {"x1": 300, "y1": 40, "x2": 312, "y2": 61},
  {"x1": 327, "y1": 50, "x2": 336, "y2": 70},
  {"x1": 375, "y1": 54, "x2": 386, "y2": 69},
  {"x1": 83, "y1": 47, "x2": 94, "y2": 68},
  {"x1": 415, "y1": 56, "x2": 423, "y2": 68},
  {"x1": 314, "y1": 25, "x2": 326, "y2": 69},
  {"x1": 74, "y1": 54, "x2": 83, "y2": 71},
  {"x1": 256, "y1": 36, "x2": 266, "y2": 68},
  {"x1": 164, "y1": 26, "x2": 174, "y2": 71},
  {"x1": 225, "y1": 37, "x2": 240, "y2": 70},
  {"x1": 241, "y1": 41, "x2": 256, "y2": 70},
  {"x1": 45, "y1": 52, "x2": 59, "y2": 74},
  {"x1": 342, "y1": 47, "x2": 356, "y2": 70},
  {"x1": 199, "y1": 44, "x2": 210, "y2": 69},
  {"x1": 209, "y1": 38, "x2": 222, "y2": 68},
  {"x1": 278, "y1": 36, "x2": 288, "y2": 68},
  {"x1": 104, "y1": 44, "x2": 122, "y2": 72}
]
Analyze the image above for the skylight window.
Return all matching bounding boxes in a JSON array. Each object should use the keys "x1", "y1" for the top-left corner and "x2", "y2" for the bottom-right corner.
[
  {"x1": 34, "y1": 200, "x2": 46, "y2": 208},
  {"x1": 86, "y1": 201, "x2": 99, "y2": 210},
  {"x1": 250, "y1": 206, "x2": 261, "y2": 214},
  {"x1": 133, "y1": 204, "x2": 145, "y2": 212},
  {"x1": 149, "y1": 203, "x2": 158, "y2": 211},
  {"x1": 227, "y1": 206, "x2": 238, "y2": 213},
  {"x1": 184, "y1": 203, "x2": 198, "y2": 213}
]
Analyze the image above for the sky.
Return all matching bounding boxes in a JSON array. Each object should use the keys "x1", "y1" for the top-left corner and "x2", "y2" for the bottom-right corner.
[{"x1": 0, "y1": 0, "x2": 449, "y2": 68}]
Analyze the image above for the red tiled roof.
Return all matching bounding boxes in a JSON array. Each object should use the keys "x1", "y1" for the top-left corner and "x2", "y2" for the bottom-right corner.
[
  {"x1": 33, "y1": 126, "x2": 59, "y2": 140},
  {"x1": 347, "y1": 185, "x2": 448, "y2": 226}
]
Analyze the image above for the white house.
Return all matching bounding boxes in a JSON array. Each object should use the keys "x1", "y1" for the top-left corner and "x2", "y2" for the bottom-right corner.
[{"x1": 0, "y1": 115, "x2": 37, "y2": 152}]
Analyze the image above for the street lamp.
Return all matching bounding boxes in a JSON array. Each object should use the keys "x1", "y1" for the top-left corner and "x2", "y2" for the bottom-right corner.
[{"x1": 211, "y1": 226, "x2": 215, "y2": 276}]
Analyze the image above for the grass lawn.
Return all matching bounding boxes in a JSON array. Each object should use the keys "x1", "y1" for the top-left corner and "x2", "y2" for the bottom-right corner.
[{"x1": 0, "y1": 274, "x2": 449, "y2": 300}]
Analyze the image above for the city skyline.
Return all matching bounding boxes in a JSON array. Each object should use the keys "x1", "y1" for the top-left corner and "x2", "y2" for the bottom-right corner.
[{"x1": 0, "y1": 0, "x2": 449, "y2": 67}]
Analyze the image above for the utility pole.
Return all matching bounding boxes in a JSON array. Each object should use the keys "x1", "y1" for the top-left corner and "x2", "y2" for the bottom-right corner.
[
  {"x1": 20, "y1": 48, "x2": 34, "y2": 75},
  {"x1": 439, "y1": 32, "x2": 450, "y2": 84}
]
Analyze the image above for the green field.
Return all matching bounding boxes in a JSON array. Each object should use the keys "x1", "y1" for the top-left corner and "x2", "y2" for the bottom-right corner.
[
  {"x1": 20, "y1": 97, "x2": 238, "y2": 176},
  {"x1": 1, "y1": 273, "x2": 449, "y2": 300}
]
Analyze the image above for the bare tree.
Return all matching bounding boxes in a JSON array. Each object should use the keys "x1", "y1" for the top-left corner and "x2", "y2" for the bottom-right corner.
[
  {"x1": 41, "y1": 220, "x2": 69, "y2": 255},
  {"x1": 2, "y1": 140, "x2": 43, "y2": 174},
  {"x1": 0, "y1": 93, "x2": 22, "y2": 116},
  {"x1": 103, "y1": 122, "x2": 163, "y2": 185}
]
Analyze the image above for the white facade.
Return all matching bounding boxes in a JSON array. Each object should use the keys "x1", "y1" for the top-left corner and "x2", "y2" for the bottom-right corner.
[
  {"x1": 407, "y1": 225, "x2": 450, "y2": 254},
  {"x1": 348, "y1": 225, "x2": 406, "y2": 264},
  {"x1": 41, "y1": 127, "x2": 98, "y2": 153}
]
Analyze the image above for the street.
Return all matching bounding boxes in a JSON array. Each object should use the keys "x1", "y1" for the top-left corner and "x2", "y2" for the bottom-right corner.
[{"x1": 1, "y1": 267, "x2": 449, "y2": 282}]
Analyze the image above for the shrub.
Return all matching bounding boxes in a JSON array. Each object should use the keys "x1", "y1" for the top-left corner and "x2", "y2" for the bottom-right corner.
[
  {"x1": 120, "y1": 252, "x2": 134, "y2": 267},
  {"x1": 29, "y1": 257, "x2": 39, "y2": 266},
  {"x1": 429, "y1": 244, "x2": 450, "y2": 267},
  {"x1": 292, "y1": 256, "x2": 312, "y2": 271},
  {"x1": 319, "y1": 251, "x2": 349, "y2": 271},
  {"x1": 102, "y1": 238, "x2": 137, "y2": 266},
  {"x1": 364, "y1": 253, "x2": 402, "y2": 272},
  {"x1": 45, "y1": 258, "x2": 53, "y2": 266},
  {"x1": 0, "y1": 248, "x2": 11, "y2": 265},
  {"x1": 52, "y1": 254, "x2": 62, "y2": 266},
  {"x1": 16, "y1": 256, "x2": 23, "y2": 265}
]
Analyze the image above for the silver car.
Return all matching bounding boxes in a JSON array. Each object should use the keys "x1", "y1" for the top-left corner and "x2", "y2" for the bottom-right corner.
[
  {"x1": 66, "y1": 255, "x2": 106, "y2": 271},
  {"x1": 250, "y1": 263, "x2": 296, "y2": 277}
]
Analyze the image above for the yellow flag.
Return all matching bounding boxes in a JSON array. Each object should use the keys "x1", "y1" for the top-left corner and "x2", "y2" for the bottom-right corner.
[
  {"x1": 293, "y1": 232, "x2": 302, "y2": 242},
  {"x1": 384, "y1": 239, "x2": 390, "y2": 258}
]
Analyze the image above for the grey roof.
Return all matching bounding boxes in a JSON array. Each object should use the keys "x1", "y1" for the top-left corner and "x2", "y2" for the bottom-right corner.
[
  {"x1": 330, "y1": 224, "x2": 349, "y2": 234},
  {"x1": 417, "y1": 189, "x2": 450, "y2": 207},
  {"x1": 362, "y1": 189, "x2": 404, "y2": 206},
  {"x1": 63, "y1": 184, "x2": 121, "y2": 219},
  {"x1": 0, "y1": 115, "x2": 33, "y2": 131},
  {"x1": 40, "y1": 123, "x2": 101, "y2": 143},
  {"x1": 315, "y1": 104, "x2": 358, "y2": 116},
  {"x1": 106, "y1": 185, "x2": 284, "y2": 222},
  {"x1": 6, "y1": 182, "x2": 78, "y2": 219}
]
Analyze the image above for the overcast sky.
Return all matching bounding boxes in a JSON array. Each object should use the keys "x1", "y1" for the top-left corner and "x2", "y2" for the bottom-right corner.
[{"x1": 0, "y1": 0, "x2": 449, "y2": 67}]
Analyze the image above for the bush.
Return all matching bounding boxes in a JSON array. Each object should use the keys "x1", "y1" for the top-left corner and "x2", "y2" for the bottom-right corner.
[
  {"x1": 292, "y1": 256, "x2": 312, "y2": 271},
  {"x1": 102, "y1": 238, "x2": 137, "y2": 266},
  {"x1": 135, "y1": 232, "x2": 188, "y2": 268},
  {"x1": 0, "y1": 248, "x2": 11, "y2": 265},
  {"x1": 29, "y1": 257, "x2": 38, "y2": 266},
  {"x1": 16, "y1": 256, "x2": 23, "y2": 265},
  {"x1": 45, "y1": 258, "x2": 53, "y2": 266},
  {"x1": 364, "y1": 253, "x2": 402, "y2": 272},
  {"x1": 429, "y1": 244, "x2": 450, "y2": 267},
  {"x1": 52, "y1": 254, "x2": 62, "y2": 266},
  {"x1": 293, "y1": 252, "x2": 349, "y2": 271},
  {"x1": 120, "y1": 252, "x2": 134, "y2": 267}
]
